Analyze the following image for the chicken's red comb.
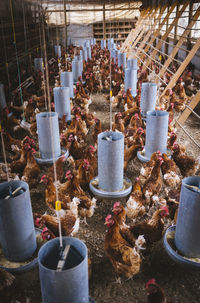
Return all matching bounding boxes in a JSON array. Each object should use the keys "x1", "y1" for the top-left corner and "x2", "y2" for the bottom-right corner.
[
  {"x1": 89, "y1": 145, "x2": 96, "y2": 153},
  {"x1": 136, "y1": 177, "x2": 140, "y2": 181},
  {"x1": 146, "y1": 279, "x2": 156, "y2": 288},
  {"x1": 41, "y1": 175, "x2": 47, "y2": 180},
  {"x1": 42, "y1": 227, "x2": 48, "y2": 233},
  {"x1": 113, "y1": 201, "x2": 121, "y2": 209},
  {"x1": 105, "y1": 214, "x2": 112, "y2": 222},
  {"x1": 160, "y1": 206, "x2": 169, "y2": 216}
]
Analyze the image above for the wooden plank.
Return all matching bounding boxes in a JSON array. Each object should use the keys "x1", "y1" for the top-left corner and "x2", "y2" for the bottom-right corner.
[
  {"x1": 159, "y1": 6, "x2": 200, "y2": 78},
  {"x1": 176, "y1": 91, "x2": 200, "y2": 128},
  {"x1": 129, "y1": 7, "x2": 160, "y2": 53},
  {"x1": 103, "y1": 3, "x2": 106, "y2": 40},
  {"x1": 135, "y1": 6, "x2": 166, "y2": 60},
  {"x1": 121, "y1": 8, "x2": 151, "y2": 52},
  {"x1": 144, "y1": 1, "x2": 189, "y2": 68},
  {"x1": 160, "y1": 37, "x2": 200, "y2": 97},
  {"x1": 121, "y1": 8, "x2": 151, "y2": 51},
  {"x1": 143, "y1": 2, "x2": 176, "y2": 54}
]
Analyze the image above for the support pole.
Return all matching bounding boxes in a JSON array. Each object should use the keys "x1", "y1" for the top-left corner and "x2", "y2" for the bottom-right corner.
[
  {"x1": 64, "y1": 0, "x2": 67, "y2": 49},
  {"x1": 103, "y1": 3, "x2": 106, "y2": 40}
]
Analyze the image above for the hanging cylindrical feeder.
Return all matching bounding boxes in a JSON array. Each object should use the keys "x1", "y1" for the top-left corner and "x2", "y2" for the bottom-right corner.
[
  {"x1": 86, "y1": 46, "x2": 92, "y2": 60},
  {"x1": 54, "y1": 45, "x2": 62, "y2": 58},
  {"x1": 140, "y1": 82, "x2": 157, "y2": 118},
  {"x1": 72, "y1": 59, "x2": 82, "y2": 83},
  {"x1": 125, "y1": 68, "x2": 137, "y2": 97},
  {"x1": 137, "y1": 110, "x2": 169, "y2": 162},
  {"x1": 0, "y1": 83, "x2": 7, "y2": 110},
  {"x1": 34, "y1": 58, "x2": 43, "y2": 72},
  {"x1": 0, "y1": 180, "x2": 37, "y2": 261},
  {"x1": 101, "y1": 40, "x2": 106, "y2": 50},
  {"x1": 36, "y1": 112, "x2": 61, "y2": 161},
  {"x1": 175, "y1": 176, "x2": 200, "y2": 258},
  {"x1": 89, "y1": 131, "x2": 132, "y2": 198},
  {"x1": 83, "y1": 48, "x2": 88, "y2": 62},
  {"x1": 53, "y1": 87, "x2": 71, "y2": 122},
  {"x1": 127, "y1": 58, "x2": 137, "y2": 69},
  {"x1": 118, "y1": 53, "x2": 126, "y2": 69},
  {"x1": 38, "y1": 237, "x2": 95, "y2": 303},
  {"x1": 114, "y1": 50, "x2": 120, "y2": 64},
  {"x1": 60, "y1": 72, "x2": 74, "y2": 98},
  {"x1": 93, "y1": 38, "x2": 96, "y2": 44}
]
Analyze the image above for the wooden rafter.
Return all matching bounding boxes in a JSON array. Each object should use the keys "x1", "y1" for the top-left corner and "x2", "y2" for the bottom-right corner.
[
  {"x1": 143, "y1": 2, "x2": 177, "y2": 54},
  {"x1": 159, "y1": 6, "x2": 200, "y2": 78},
  {"x1": 144, "y1": 1, "x2": 189, "y2": 68},
  {"x1": 176, "y1": 91, "x2": 200, "y2": 128},
  {"x1": 160, "y1": 37, "x2": 200, "y2": 97},
  {"x1": 135, "y1": 5, "x2": 167, "y2": 59},
  {"x1": 121, "y1": 8, "x2": 151, "y2": 52}
]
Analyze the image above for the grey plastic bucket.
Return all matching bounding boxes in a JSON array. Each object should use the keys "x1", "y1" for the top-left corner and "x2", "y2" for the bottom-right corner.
[
  {"x1": 36, "y1": 112, "x2": 61, "y2": 159},
  {"x1": 54, "y1": 45, "x2": 61, "y2": 58},
  {"x1": 60, "y1": 71, "x2": 74, "y2": 98},
  {"x1": 175, "y1": 176, "x2": 200, "y2": 258},
  {"x1": 0, "y1": 180, "x2": 37, "y2": 261},
  {"x1": 53, "y1": 87, "x2": 71, "y2": 121},
  {"x1": 38, "y1": 237, "x2": 89, "y2": 303},
  {"x1": 83, "y1": 48, "x2": 88, "y2": 61},
  {"x1": 125, "y1": 68, "x2": 137, "y2": 97},
  {"x1": 0, "y1": 83, "x2": 6, "y2": 110},
  {"x1": 34, "y1": 58, "x2": 43, "y2": 72},
  {"x1": 98, "y1": 131, "x2": 124, "y2": 191},
  {"x1": 140, "y1": 82, "x2": 157, "y2": 117},
  {"x1": 144, "y1": 110, "x2": 169, "y2": 159},
  {"x1": 72, "y1": 60, "x2": 82, "y2": 82},
  {"x1": 127, "y1": 58, "x2": 137, "y2": 69},
  {"x1": 87, "y1": 46, "x2": 92, "y2": 60}
]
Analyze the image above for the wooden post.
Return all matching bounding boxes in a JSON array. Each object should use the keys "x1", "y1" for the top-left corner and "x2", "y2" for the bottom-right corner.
[
  {"x1": 160, "y1": 37, "x2": 200, "y2": 97},
  {"x1": 176, "y1": 91, "x2": 200, "y2": 128},
  {"x1": 144, "y1": 1, "x2": 189, "y2": 68},
  {"x1": 103, "y1": 3, "x2": 106, "y2": 40},
  {"x1": 187, "y1": 0, "x2": 193, "y2": 51},
  {"x1": 63, "y1": 0, "x2": 67, "y2": 49},
  {"x1": 159, "y1": 7, "x2": 200, "y2": 78},
  {"x1": 143, "y1": 2, "x2": 176, "y2": 54}
]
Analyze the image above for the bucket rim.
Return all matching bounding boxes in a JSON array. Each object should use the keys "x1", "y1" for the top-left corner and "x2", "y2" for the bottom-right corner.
[{"x1": 38, "y1": 237, "x2": 88, "y2": 273}]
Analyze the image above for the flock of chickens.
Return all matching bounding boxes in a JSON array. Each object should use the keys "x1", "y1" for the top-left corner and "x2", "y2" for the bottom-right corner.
[{"x1": 0, "y1": 40, "x2": 200, "y2": 303}]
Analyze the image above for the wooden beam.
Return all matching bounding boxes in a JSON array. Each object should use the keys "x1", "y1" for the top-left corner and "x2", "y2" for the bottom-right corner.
[
  {"x1": 160, "y1": 37, "x2": 200, "y2": 97},
  {"x1": 144, "y1": 1, "x2": 189, "y2": 68},
  {"x1": 176, "y1": 91, "x2": 200, "y2": 128},
  {"x1": 129, "y1": 7, "x2": 160, "y2": 53},
  {"x1": 159, "y1": 6, "x2": 200, "y2": 78},
  {"x1": 135, "y1": 5, "x2": 167, "y2": 57},
  {"x1": 143, "y1": 2, "x2": 176, "y2": 54},
  {"x1": 121, "y1": 8, "x2": 150, "y2": 52},
  {"x1": 46, "y1": 8, "x2": 140, "y2": 12},
  {"x1": 63, "y1": 0, "x2": 67, "y2": 49},
  {"x1": 103, "y1": 3, "x2": 106, "y2": 40}
]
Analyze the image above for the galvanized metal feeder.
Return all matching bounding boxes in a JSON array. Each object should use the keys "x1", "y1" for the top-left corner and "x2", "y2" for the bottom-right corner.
[
  {"x1": 38, "y1": 237, "x2": 95, "y2": 303},
  {"x1": 140, "y1": 82, "x2": 157, "y2": 119},
  {"x1": 137, "y1": 110, "x2": 170, "y2": 162},
  {"x1": 89, "y1": 131, "x2": 132, "y2": 198},
  {"x1": 35, "y1": 112, "x2": 68, "y2": 165},
  {"x1": 0, "y1": 181, "x2": 37, "y2": 262},
  {"x1": 53, "y1": 87, "x2": 71, "y2": 122},
  {"x1": 60, "y1": 71, "x2": 74, "y2": 98}
]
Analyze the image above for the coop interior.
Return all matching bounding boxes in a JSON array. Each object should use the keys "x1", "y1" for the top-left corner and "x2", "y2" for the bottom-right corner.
[{"x1": 0, "y1": 0, "x2": 200, "y2": 302}]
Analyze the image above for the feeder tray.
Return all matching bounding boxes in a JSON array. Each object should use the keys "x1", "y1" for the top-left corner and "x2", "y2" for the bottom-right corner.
[
  {"x1": 0, "y1": 228, "x2": 45, "y2": 273},
  {"x1": 137, "y1": 149, "x2": 172, "y2": 163},
  {"x1": 89, "y1": 176, "x2": 132, "y2": 198},
  {"x1": 20, "y1": 120, "x2": 31, "y2": 130},
  {"x1": 42, "y1": 297, "x2": 95, "y2": 303},
  {"x1": 163, "y1": 225, "x2": 200, "y2": 269},
  {"x1": 34, "y1": 148, "x2": 69, "y2": 165}
]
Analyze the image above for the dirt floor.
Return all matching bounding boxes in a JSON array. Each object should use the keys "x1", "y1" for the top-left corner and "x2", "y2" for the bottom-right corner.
[{"x1": 3, "y1": 93, "x2": 200, "y2": 303}]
